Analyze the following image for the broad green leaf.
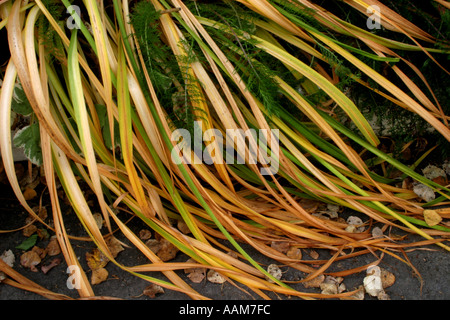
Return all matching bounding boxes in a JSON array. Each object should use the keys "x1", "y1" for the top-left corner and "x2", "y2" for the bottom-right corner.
[
  {"x1": 11, "y1": 80, "x2": 33, "y2": 116},
  {"x1": 13, "y1": 122, "x2": 43, "y2": 166},
  {"x1": 16, "y1": 234, "x2": 38, "y2": 251}
]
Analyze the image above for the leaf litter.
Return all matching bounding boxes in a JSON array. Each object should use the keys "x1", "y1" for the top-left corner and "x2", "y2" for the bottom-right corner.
[
  {"x1": 363, "y1": 265, "x2": 395, "y2": 300},
  {"x1": 320, "y1": 276, "x2": 346, "y2": 295},
  {"x1": 184, "y1": 258, "x2": 206, "y2": 284},
  {"x1": 0, "y1": 250, "x2": 15, "y2": 282},
  {"x1": 85, "y1": 236, "x2": 125, "y2": 285}
]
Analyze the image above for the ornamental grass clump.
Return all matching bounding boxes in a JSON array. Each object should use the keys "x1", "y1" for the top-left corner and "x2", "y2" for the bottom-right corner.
[{"x1": 0, "y1": 0, "x2": 449, "y2": 299}]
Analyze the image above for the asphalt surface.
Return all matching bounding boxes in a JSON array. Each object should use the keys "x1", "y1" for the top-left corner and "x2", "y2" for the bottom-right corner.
[{"x1": 0, "y1": 180, "x2": 449, "y2": 303}]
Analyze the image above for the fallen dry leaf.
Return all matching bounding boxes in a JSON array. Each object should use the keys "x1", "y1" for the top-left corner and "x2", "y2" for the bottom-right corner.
[
  {"x1": 322, "y1": 203, "x2": 340, "y2": 219},
  {"x1": 346, "y1": 216, "x2": 365, "y2": 233},
  {"x1": 187, "y1": 268, "x2": 206, "y2": 283},
  {"x1": 423, "y1": 209, "x2": 442, "y2": 226},
  {"x1": 23, "y1": 187, "x2": 37, "y2": 201},
  {"x1": 184, "y1": 258, "x2": 206, "y2": 283},
  {"x1": 22, "y1": 224, "x2": 37, "y2": 237},
  {"x1": 340, "y1": 285, "x2": 365, "y2": 300},
  {"x1": 308, "y1": 249, "x2": 319, "y2": 260},
  {"x1": 177, "y1": 220, "x2": 191, "y2": 234},
  {"x1": 106, "y1": 236, "x2": 124, "y2": 258},
  {"x1": 270, "y1": 241, "x2": 290, "y2": 253},
  {"x1": 86, "y1": 248, "x2": 109, "y2": 270},
  {"x1": 0, "y1": 250, "x2": 15, "y2": 282},
  {"x1": 298, "y1": 198, "x2": 321, "y2": 213},
  {"x1": 31, "y1": 246, "x2": 46, "y2": 259},
  {"x1": 32, "y1": 206, "x2": 48, "y2": 220},
  {"x1": 139, "y1": 229, "x2": 152, "y2": 240},
  {"x1": 46, "y1": 236, "x2": 61, "y2": 256},
  {"x1": 444, "y1": 160, "x2": 450, "y2": 176},
  {"x1": 91, "y1": 267, "x2": 108, "y2": 285},
  {"x1": 286, "y1": 247, "x2": 302, "y2": 260},
  {"x1": 402, "y1": 177, "x2": 414, "y2": 190},
  {"x1": 207, "y1": 270, "x2": 226, "y2": 284},
  {"x1": 20, "y1": 251, "x2": 41, "y2": 272},
  {"x1": 377, "y1": 291, "x2": 391, "y2": 300},
  {"x1": 1, "y1": 250, "x2": 15, "y2": 267},
  {"x1": 363, "y1": 265, "x2": 383, "y2": 297},
  {"x1": 36, "y1": 228, "x2": 49, "y2": 240},
  {"x1": 143, "y1": 283, "x2": 165, "y2": 298},
  {"x1": 422, "y1": 165, "x2": 446, "y2": 180},
  {"x1": 302, "y1": 274, "x2": 325, "y2": 288},
  {"x1": 371, "y1": 226, "x2": 384, "y2": 238},
  {"x1": 380, "y1": 268, "x2": 395, "y2": 288},
  {"x1": 432, "y1": 176, "x2": 448, "y2": 186},
  {"x1": 156, "y1": 238, "x2": 179, "y2": 262},
  {"x1": 265, "y1": 264, "x2": 282, "y2": 283},
  {"x1": 413, "y1": 183, "x2": 435, "y2": 202},
  {"x1": 93, "y1": 213, "x2": 103, "y2": 230},
  {"x1": 320, "y1": 281, "x2": 338, "y2": 295},
  {"x1": 320, "y1": 276, "x2": 345, "y2": 295},
  {"x1": 145, "y1": 239, "x2": 162, "y2": 254}
]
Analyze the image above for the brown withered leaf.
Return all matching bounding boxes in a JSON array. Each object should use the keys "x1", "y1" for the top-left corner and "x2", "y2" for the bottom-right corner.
[
  {"x1": 380, "y1": 268, "x2": 395, "y2": 288},
  {"x1": 298, "y1": 198, "x2": 321, "y2": 213},
  {"x1": 106, "y1": 236, "x2": 124, "y2": 258},
  {"x1": 308, "y1": 249, "x2": 319, "y2": 260},
  {"x1": 270, "y1": 241, "x2": 290, "y2": 253},
  {"x1": 91, "y1": 267, "x2": 108, "y2": 285},
  {"x1": 320, "y1": 281, "x2": 338, "y2": 295},
  {"x1": 86, "y1": 248, "x2": 109, "y2": 270},
  {"x1": 46, "y1": 236, "x2": 61, "y2": 256},
  {"x1": 32, "y1": 206, "x2": 48, "y2": 220},
  {"x1": 177, "y1": 220, "x2": 191, "y2": 234},
  {"x1": 432, "y1": 176, "x2": 448, "y2": 186},
  {"x1": 139, "y1": 229, "x2": 152, "y2": 240},
  {"x1": 23, "y1": 188, "x2": 37, "y2": 201},
  {"x1": 93, "y1": 213, "x2": 103, "y2": 230},
  {"x1": 320, "y1": 276, "x2": 345, "y2": 295},
  {"x1": 143, "y1": 283, "x2": 165, "y2": 298},
  {"x1": 31, "y1": 246, "x2": 46, "y2": 259},
  {"x1": 187, "y1": 269, "x2": 206, "y2": 283},
  {"x1": 340, "y1": 285, "x2": 365, "y2": 300},
  {"x1": 302, "y1": 274, "x2": 325, "y2": 288},
  {"x1": 156, "y1": 238, "x2": 179, "y2": 262},
  {"x1": 37, "y1": 228, "x2": 49, "y2": 240},
  {"x1": 20, "y1": 251, "x2": 41, "y2": 272},
  {"x1": 145, "y1": 239, "x2": 162, "y2": 254},
  {"x1": 402, "y1": 177, "x2": 414, "y2": 190},
  {"x1": 184, "y1": 259, "x2": 206, "y2": 284},
  {"x1": 22, "y1": 224, "x2": 37, "y2": 237},
  {"x1": 286, "y1": 247, "x2": 302, "y2": 260}
]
